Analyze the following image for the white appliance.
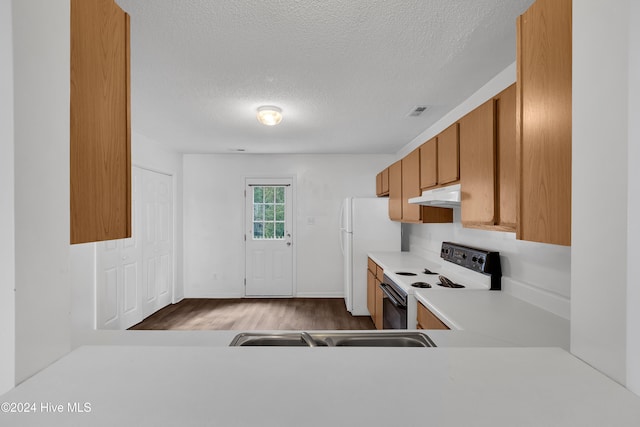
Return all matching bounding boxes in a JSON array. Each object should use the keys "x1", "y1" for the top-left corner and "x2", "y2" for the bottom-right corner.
[
  {"x1": 408, "y1": 183, "x2": 461, "y2": 207},
  {"x1": 340, "y1": 197, "x2": 401, "y2": 315}
]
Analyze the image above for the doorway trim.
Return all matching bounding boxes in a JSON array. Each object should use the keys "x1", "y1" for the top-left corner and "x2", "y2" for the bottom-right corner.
[{"x1": 243, "y1": 175, "x2": 297, "y2": 297}]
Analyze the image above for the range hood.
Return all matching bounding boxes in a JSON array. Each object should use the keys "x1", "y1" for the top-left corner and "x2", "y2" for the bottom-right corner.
[{"x1": 408, "y1": 183, "x2": 461, "y2": 207}]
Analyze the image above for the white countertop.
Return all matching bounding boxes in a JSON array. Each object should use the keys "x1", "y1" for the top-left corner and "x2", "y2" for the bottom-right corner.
[
  {"x1": 2, "y1": 345, "x2": 639, "y2": 426},
  {"x1": 415, "y1": 290, "x2": 570, "y2": 349},
  {"x1": 368, "y1": 251, "x2": 438, "y2": 272},
  {"x1": 369, "y1": 251, "x2": 570, "y2": 349}
]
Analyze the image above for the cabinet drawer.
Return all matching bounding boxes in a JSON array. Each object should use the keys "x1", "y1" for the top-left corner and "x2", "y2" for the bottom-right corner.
[
  {"x1": 417, "y1": 302, "x2": 449, "y2": 330},
  {"x1": 376, "y1": 265, "x2": 384, "y2": 280},
  {"x1": 367, "y1": 257, "x2": 376, "y2": 273}
]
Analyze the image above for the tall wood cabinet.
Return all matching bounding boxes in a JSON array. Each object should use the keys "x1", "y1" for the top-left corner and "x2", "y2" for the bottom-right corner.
[
  {"x1": 516, "y1": 0, "x2": 572, "y2": 246},
  {"x1": 70, "y1": 0, "x2": 131, "y2": 244}
]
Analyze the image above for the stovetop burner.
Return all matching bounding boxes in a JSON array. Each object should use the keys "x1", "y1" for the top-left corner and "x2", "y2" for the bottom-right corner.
[
  {"x1": 422, "y1": 268, "x2": 437, "y2": 275},
  {"x1": 436, "y1": 275, "x2": 465, "y2": 289},
  {"x1": 395, "y1": 272, "x2": 417, "y2": 276},
  {"x1": 411, "y1": 282, "x2": 432, "y2": 288}
]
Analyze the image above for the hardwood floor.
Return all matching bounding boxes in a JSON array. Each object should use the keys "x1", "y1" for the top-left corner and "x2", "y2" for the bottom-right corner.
[{"x1": 129, "y1": 298, "x2": 376, "y2": 331}]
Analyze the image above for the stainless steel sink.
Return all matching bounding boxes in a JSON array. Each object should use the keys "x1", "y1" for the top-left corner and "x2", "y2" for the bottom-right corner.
[{"x1": 229, "y1": 331, "x2": 436, "y2": 347}]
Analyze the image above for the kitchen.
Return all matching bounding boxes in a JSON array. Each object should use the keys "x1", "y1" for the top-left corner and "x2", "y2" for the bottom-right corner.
[{"x1": 2, "y1": 0, "x2": 640, "y2": 425}]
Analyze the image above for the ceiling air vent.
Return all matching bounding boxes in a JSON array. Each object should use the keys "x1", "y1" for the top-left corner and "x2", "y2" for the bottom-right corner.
[{"x1": 408, "y1": 105, "x2": 430, "y2": 117}]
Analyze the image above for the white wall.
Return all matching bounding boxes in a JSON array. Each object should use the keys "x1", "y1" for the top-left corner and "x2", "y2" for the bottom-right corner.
[
  {"x1": 183, "y1": 154, "x2": 394, "y2": 298},
  {"x1": 12, "y1": 0, "x2": 71, "y2": 383},
  {"x1": 71, "y1": 131, "x2": 184, "y2": 345},
  {"x1": 403, "y1": 65, "x2": 572, "y2": 319},
  {"x1": 0, "y1": 0, "x2": 16, "y2": 395},
  {"x1": 627, "y1": 0, "x2": 640, "y2": 396},
  {"x1": 572, "y1": 0, "x2": 630, "y2": 386}
]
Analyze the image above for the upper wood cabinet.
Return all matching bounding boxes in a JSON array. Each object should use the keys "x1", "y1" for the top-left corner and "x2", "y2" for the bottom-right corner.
[
  {"x1": 387, "y1": 156, "x2": 453, "y2": 224},
  {"x1": 459, "y1": 84, "x2": 517, "y2": 231},
  {"x1": 401, "y1": 149, "x2": 423, "y2": 222},
  {"x1": 381, "y1": 168, "x2": 389, "y2": 195},
  {"x1": 388, "y1": 161, "x2": 403, "y2": 221},
  {"x1": 460, "y1": 99, "x2": 497, "y2": 227},
  {"x1": 419, "y1": 137, "x2": 437, "y2": 188},
  {"x1": 70, "y1": 0, "x2": 131, "y2": 244},
  {"x1": 376, "y1": 168, "x2": 390, "y2": 197},
  {"x1": 420, "y1": 124, "x2": 460, "y2": 190},
  {"x1": 516, "y1": 0, "x2": 572, "y2": 246},
  {"x1": 496, "y1": 84, "x2": 517, "y2": 229},
  {"x1": 437, "y1": 123, "x2": 460, "y2": 185}
]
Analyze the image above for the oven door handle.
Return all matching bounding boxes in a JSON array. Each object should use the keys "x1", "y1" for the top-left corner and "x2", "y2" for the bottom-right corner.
[{"x1": 379, "y1": 283, "x2": 404, "y2": 308}]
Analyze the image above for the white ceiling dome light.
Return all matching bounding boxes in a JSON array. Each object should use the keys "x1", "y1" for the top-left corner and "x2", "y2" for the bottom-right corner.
[{"x1": 256, "y1": 105, "x2": 283, "y2": 126}]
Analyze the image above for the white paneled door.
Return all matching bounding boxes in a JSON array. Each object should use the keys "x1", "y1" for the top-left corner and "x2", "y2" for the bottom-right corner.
[
  {"x1": 97, "y1": 167, "x2": 173, "y2": 329},
  {"x1": 141, "y1": 168, "x2": 173, "y2": 317},
  {"x1": 245, "y1": 178, "x2": 294, "y2": 296}
]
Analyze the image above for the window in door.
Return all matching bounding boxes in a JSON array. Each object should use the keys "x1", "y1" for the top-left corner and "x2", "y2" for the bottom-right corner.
[{"x1": 252, "y1": 186, "x2": 286, "y2": 240}]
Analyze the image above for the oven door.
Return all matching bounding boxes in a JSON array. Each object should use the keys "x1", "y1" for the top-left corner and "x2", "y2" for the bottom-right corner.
[{"x1": 380, "y1": 283, "x2": 407, "y2": 329}]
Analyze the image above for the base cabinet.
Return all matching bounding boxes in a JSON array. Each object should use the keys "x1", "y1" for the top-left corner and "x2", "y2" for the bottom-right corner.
[
  {"x1": 367, "y1": 258, "x2": 384, "y2": 330},
  {"x1": 417, "y1": 302, "x2": 449, "y2": 330}
]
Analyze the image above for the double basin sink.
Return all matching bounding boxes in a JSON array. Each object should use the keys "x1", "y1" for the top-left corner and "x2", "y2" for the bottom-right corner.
[{"x1": 229, "y1": 331, "x2": 436, "y2": 347}]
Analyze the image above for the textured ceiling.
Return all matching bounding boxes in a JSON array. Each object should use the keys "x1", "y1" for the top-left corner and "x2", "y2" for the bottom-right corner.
[{"x1": 116, "y1": 0, "x2": 534, "y2": 154}]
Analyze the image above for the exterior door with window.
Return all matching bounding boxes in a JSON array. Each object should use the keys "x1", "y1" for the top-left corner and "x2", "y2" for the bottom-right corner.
[{"x1": 245, "y1": 178, "x2": 294, "y2": 296}]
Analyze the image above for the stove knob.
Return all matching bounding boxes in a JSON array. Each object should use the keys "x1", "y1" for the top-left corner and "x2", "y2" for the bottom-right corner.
[
  {"x1": 478, "y1": 258, "x2": 484, "y2": 264},
  {"x1": 472, "y1": 256, "x2": 478, "y2": 263}
]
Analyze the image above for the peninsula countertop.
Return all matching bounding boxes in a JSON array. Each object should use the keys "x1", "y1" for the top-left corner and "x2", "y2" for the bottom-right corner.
[{"x1": 2, "y1": 345, "x2": 640, "y2": 426}]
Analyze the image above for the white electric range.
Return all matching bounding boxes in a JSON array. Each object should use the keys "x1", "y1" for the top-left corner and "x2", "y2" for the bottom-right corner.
[{"x1": 378, "y1": 242, "x2": 502, "y2": 329}]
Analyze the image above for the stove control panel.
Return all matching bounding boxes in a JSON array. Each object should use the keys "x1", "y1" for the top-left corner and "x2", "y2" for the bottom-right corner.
[{"x1": 441, "y1": 242, "x2": 502, "y2": 290}]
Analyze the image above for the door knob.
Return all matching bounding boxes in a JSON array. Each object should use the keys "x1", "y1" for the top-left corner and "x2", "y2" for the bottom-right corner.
[{"x1": 286, "y1": 242, "x2": 291, "y2": 246}]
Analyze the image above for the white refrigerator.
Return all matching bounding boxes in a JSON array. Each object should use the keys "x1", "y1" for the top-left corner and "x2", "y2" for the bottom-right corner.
[{"x1": 340, "y1": 197, "x2": 401, "y2": 316}]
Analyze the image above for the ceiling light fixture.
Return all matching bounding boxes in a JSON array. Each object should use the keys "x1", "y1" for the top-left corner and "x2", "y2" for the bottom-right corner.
[{"x1": 256, "y1": 105, "x2": 283, "y2": 126}]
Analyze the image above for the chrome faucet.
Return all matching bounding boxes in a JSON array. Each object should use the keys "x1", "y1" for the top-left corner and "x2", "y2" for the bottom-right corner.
[{"x1": 300, "y1": 332, "x2": 317, "y2": 347}]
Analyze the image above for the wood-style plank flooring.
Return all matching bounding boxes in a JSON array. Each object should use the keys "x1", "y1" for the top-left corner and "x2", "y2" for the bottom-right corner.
[{"x1": 129, "y1": 298, "x2": 375, "y2": 331}]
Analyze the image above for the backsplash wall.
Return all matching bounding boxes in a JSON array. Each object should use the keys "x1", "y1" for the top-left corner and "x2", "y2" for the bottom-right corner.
[{"x1": 405, "y1": 209, "x2": 571, "y2": 319}]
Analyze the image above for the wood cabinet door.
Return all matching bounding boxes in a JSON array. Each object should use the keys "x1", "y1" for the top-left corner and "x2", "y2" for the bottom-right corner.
[
  {"x1": 375, "y1": 172, "x2": 383, "y2": 196},
  {"x1": 401, "y1": 149, "x2": 422, "y2": 222},
  {"x1": 367, "y1": 257, "x2": 376, "y2": 274},
  {"x1": 388, "y1": 160, "x2": 403, "y2": 221},
  {"x1": 70, "y1": 0, "x2": 131, "y2": 244},
  {"x1": 517, "y1": 0, "x2": 572, "y2": 246},
  {"x1": 367, "y1": 269, "x2": 376, "y2": 318},
  {"x1": 417, "y1": 302, "x2": 449, "y2": 330},
  {"x1": 420, "y1": 137, "x2": 438, "y2": 189},
  {"x1": 381, "y1": 168, "x2": 389, "y2": 194},
  {"x1": 496, "y1": 84, "x2": 517, "y2": 230},
  {"x1": 460, "y1": 99, "x2": 497, "y2": 226},
  {"x1": 374, "y1": 278, "x2": 384, "y2": 330},
  {"x1": 437, "y1": 123, "x2": 460, "y2": 185}
]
